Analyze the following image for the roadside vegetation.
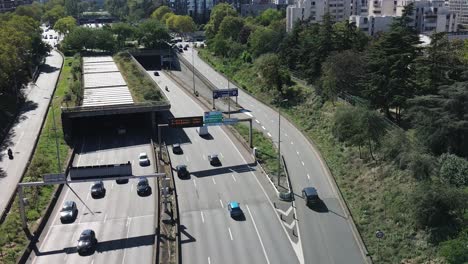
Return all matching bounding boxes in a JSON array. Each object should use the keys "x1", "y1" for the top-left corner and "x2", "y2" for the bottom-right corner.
[
  {"x1": 114, "y1": 52, "x2": 165, "y2": 103},
  {"x1": 0, "y1": 57, "x2": 72, "y2": 263},
  {"x1": 200, "y1": 3, "x2": 468, "y2": 263}
]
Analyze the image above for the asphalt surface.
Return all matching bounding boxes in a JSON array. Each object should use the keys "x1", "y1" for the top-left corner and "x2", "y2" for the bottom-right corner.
[
  {"x1": 181, "y1": 46, "x2": 367, "y2": 264},
  {"x1": 152, "y1": 71, "x2": 301, "y2": 264},
  {"x1": 0, "y1": 49, "x2": 63, "y2": 217},
  {"x1": 27, "y1": 127, "x2": 158, "y2": 264}
]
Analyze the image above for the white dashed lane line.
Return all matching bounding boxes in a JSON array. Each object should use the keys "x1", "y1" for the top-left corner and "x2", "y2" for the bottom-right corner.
[
  {"x1": 301, "y1": 161, "x2": 305, "y2": 166},
  {"x1": 219, "y1": 200, "x2": 224, "y2": 208},
  {"x1": 255, "y1": 119, "x2": 260, "y2": 124},
  {"x1": 261, "y1": 126, "x2": 266, "y2": 130},
  {"x1": 267, "y1": 133, "x2": 272, "y2": 137}
]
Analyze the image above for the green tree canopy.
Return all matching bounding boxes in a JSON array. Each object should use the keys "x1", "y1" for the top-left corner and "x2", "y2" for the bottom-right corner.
[
  {"x1": 14, "y1": 3, "x2": 43, "y2": 21},
  {"x1": 43, "y1": 5, "x2": 65, "y2": 27},
  {"x1": 254, "y1": 53, "x2": 291, "y2": 98},
  {"x1": 218, "y1": 16, "x2": 244, "y2": 40},
  {"x1": 137, "y1": 19, "x2": 170, "y2": 49},
  {"x1": 166, "y1": 15, "x2": 196, "y2": 33},
  {"x1": 438, "y1": 153, "x2": 468, "y2": 187},
  {"x1": 257, "y1": 8, "x2": 282, "y2": 26},
  {"x1": 151, "y1": 5, "x2": 172, "y2": 21},
  {"x1": 54, "y1": 16, "x2": 77, "y2": 35},
  {"x1": 111, "y1": 22, "x2": 134, "y2": 49},
  {"x1": 205, "y1": 3, "x2": 237, "y2": 39},
  {"x1": 248, "y1": 26, "x2": 280, "y2": 57}
]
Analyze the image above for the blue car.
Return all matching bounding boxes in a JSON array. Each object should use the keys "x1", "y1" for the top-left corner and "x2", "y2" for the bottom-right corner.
[{"x1": 228, "y1": 201, "x2": 243, "y2": 218}]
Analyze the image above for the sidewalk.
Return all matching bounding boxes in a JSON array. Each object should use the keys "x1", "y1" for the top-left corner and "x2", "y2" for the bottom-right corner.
[{"x1": 0, "y1": 50, "x2": 63, "y2": 218}]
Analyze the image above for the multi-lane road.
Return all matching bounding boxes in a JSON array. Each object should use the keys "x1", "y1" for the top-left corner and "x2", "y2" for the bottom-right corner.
[
  {"x1": 152, "y1": 71, "x2": 301, "y2": 264},
  {"x1": 28, "y1": 125, "x2": 158, "y2": 264},
  {"x1": 181, "y1": 46, "x2": 368, "y2": 264}
]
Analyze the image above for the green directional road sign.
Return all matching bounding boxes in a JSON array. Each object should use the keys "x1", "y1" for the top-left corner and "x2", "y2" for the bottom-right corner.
[{"x1": 204, "y1": 111, "x2": 223, "y2": 126}]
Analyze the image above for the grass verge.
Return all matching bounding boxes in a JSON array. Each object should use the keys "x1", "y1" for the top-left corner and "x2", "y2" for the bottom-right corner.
[
  {"x1": 114, "y1": 52, "x2": 165, "y2": 103},
  {"x1": 0, "y1": 57, "x2": 72, "y2": 263},
  {"x1": 198, "y1": 50, "x2": 445, "y2": 263}
]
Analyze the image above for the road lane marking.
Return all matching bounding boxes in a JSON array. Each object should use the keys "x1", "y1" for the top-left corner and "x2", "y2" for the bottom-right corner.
[
  {"x1": 202, "y1": 155, "x2": 206, "y2": 160},
  {"x1": 245, "y1": 112, "x2": 253, "y2": 117},
  {"x1": 301, "y1": 161, "x2": 305, "y2": 166},
  {"x1": 131, "y1": 184, "x2": 134, "y2": 192},
  {"x1": 307, "y1": 174, "x2": 310, "y2": 180},
  {"x1": 228, "y1": 228, "x2": 233, "y2": 240},
  {"x1": 291, "y1": 141, "x2": 294, "y2": 145},
  {"x1": 111, "y1": 182, "x2": 114, "y2": 189},
  {"x1": 267, "y1": 133, "x2": 272, "y2": 137},
  {"x1": 219, "y1": 200, "x2": 224, "y2": 208},
  {"x1": 246, "y1": 205, "x2": 270, "y2": 264},
  {"x1": 104, "y1": 214, "x2": 107, "y2": 223},
  {"x1": 208, "y1": 257, "x2": 211, "y2": 264},
  {"x1": 212, "y1": 178, "x2": 216, "y2": 184},
  {"x1": 285, "y1": 133, "x2": 288, "y2": 137},
  {"x1": 231, "y1": 174, "x2": 237, "y2": 182},
  {"x1": 261, "y1": 126, "x2": 266, "y2": 130},
  {"x1": 185, "y1": 156, "x2": 189, "y2": 162},
  {"x1": 255, "y1": 119, "x2": 260, "y2": 124},
  {"x1": 193, "y1": 179, "x2": 197, "y2": 188},
  {"x1": 220, "y1": 152, "x2": 224, "y2": 158},
  {"x1": 201, "y1": 211, "x2": 205, "y2": 223},
  {"x1": 297, "y1": 151, "x2": 300, "y2": 155}
]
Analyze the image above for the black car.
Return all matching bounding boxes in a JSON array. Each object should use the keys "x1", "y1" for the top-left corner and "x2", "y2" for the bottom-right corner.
[
  {"x1": 77, "y1": 229, "x2": 97, "y2": 255},
  {"x1": 116, "y1": 178, "x2": 129, "y2": 184},
  {"x1": 172, "y1": 143, "x2": 183, "y2": 155},
  {"x1": 183, "y1": 46, "x2": 188, "y2": 50},
  {"x1": 176, "y1": 165, "x2": 189, "y2": 179},
  {"x1": 208, "y1": 154, "x2": 221, "y2": 166},
  {"x1": 60, "y1": 201, "x2": 78, "y2": 223},
  {"x1": 179, "y1": 48, "x2": 183, "y2": 53},
  {"x1": 153, "y1": 71, "x2": 159, "y2": 76},
  {"x1": 302, "y1": 187, "x2": 320, "y2": 206},
  {"x1": 91, "y1": 181, "x2": 106, "y2": 198},
  {"x1": 137, "y1": 177, "x2": 151, "y2": 196}
]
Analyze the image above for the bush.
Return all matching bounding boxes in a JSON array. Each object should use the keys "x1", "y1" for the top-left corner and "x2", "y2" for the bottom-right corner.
[
  {"x1": 438, "y1": 153, "x2": 468, "y2": 187},
  {"x1": 439, "y1": 228, "x2": 468, "y2": 264}
]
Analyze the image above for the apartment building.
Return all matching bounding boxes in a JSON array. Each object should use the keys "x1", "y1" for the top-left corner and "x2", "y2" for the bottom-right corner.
[
  {"x1": 0, "y1": 0, "x2": 33, "y2": 12},
  {"x1": 448, "y1": 0, "x2": 468, "y2": 27},
  {"x1": 286, "y1": 0, "x2": 350, "y2": 31}
]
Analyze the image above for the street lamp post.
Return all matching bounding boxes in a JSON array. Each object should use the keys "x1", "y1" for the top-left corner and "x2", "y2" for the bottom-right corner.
[
  {"x1": 277, "y1": 99, "x2": 288, "y2": 186},
  {"x1": 192, "y1": 47, "x2": 196, "y2": 94}
]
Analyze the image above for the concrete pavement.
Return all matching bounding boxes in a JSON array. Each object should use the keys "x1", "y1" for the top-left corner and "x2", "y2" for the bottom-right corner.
[
  {"x1": 181, "y1": 47, "x2": 368, "y2": 264},
  {"x1": 0, "y1": 50, "x2": 63, "y2": 218},
  {"x1": 152, "y1": 71, "x2": 302, "y2": 264},
  {"x1": 27, "y1": 126, "x2": 158, "y2": 264}
]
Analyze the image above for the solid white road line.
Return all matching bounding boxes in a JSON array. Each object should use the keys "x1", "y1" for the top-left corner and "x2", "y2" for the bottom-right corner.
[
  {"x1": 231, "y1": 174, "x2": 237, "y2": 182},
  {"x1": 212, "y1": 178, "x2": 216, "y2": 185},
  {"x1": 246, "y1": 205, "x2": 270, "y2": 264},
  {"x1": 201, "y1": 211, "x2": 205, "y2": 223},
  {"x1": 219, "y1": 200, "x2": 224, "y2": 208},
  {"x1": 228, "y1": 228, "x2": 233, "y2": 241},
  {"x1": 208, "y1": 257, "x2": 211, "y2": 264},
  {"x1": 193, "y1": 179, "x2": 197, "y2": 188}
]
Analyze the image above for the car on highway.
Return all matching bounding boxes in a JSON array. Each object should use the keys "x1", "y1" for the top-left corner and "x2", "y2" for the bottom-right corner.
[
  {"x1": 176, "y1": 165, "x2": 189, "y2": 179},
  {"x1": 137, "y1": 177, "x2": 151, "y2": 196},
  {"x1": 208, "y1": 154, "x2": 221, "y2": 166},
  {"x1": 77, "y1": 229, "x2": 97, "y2": 255},
  {"x1": 228, "y1": 201, "x2": 243, "y2": 218},
  {"x1": 116, "y1": 177, "x2": 129, "y2": 184},
  {"x1": 139, "y1": 152, "x2": 150, "y2": 166},
  {"x1": 302, "y1": 187, "x2": 320, "y2": 206},
  {"x1": 172, "y1": 143, "x2": 183, "y2": 154},
  {"x1": 60, "y1": 201, "x2": 78, "y2": 223},
  {"x1": 178, "y1": 48, "x2": 183, "y2": 53},
  {"x1": 91, "y1": 181, "x2": 106, "y2": 198},
  {"x1": 183, "y1": 46, "x2": 188, "y2": 51},
  {"x1": 153, "y1": 71, "x2": 160, "y2": 76},
  {"x1": 54, "y1": 36, "x2": 57, "y2": 39}
]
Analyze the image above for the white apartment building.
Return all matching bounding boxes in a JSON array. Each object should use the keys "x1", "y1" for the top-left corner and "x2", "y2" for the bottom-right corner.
[
  {"x1": 286, "y1": 0, "x2": 351, "y2": 31},
  {"x1": 449, "y1": 0, "x2": 468, "y2": 27}
]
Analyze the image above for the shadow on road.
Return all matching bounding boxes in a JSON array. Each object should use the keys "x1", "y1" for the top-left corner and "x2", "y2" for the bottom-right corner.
[
  {"x1": 180, "y1": 225, "x2": 196, "y2": 244},
  {"x1": 190, "y1": 163, "x2": 256, "y2": 178},
  {"x1": 40, "y1": 64, "x2": 60, "y2": 74},
  {"x1": 33, "y1": 233, "x2": 156, "y2": 256}
]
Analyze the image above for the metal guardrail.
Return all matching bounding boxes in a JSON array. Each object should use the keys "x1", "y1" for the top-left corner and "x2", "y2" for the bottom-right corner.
[
  {"x1": 177, "y1": 53, "x2": 218, "y2": 92},
  {"x1": 61, "y1": 101, "x2": 170, "y2": 113}
]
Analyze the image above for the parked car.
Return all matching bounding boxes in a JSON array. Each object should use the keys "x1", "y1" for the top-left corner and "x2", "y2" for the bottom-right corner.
[
  {"x1": 77, "y1": 229, "x2": 97, "y2": 255},
  {"x1": 302, "y1": 187, "x2": 320, "y2": 206},
  {"x1": 228, "y1": 201, "x2": 243, "y2": 218},
  {"x1": 137, "y1": 177, "x2": 151, "y2": 196},
  {"x1": 208, "y1": 154, "x2": 221, "y2": 166},
  {"x1": 91, "y1": 181, "x2": 106, "y2": 198},
  {"x1": 176, "y1": 165, "x2": 189, "y2": 179},
  {"x1": 139, "y1": 152, "x2": 150, "y2": 166},
  {"x1": 60, "y1": 201, "x2": 78, "y2": 223},
  {"x1": 172, "y1": 143, "x2": 183, "y2": 154}
]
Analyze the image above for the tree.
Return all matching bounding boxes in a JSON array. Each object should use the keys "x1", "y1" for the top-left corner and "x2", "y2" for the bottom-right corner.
[
  {"x1": 438, "y1": 153, "x2": 468, "y2": 187},
  {"x1": 439, "y1": 228, "x2": 468, "y2": 264},
  {"x1": 248, "y1": 26, "x2": 280, "y2": 57},
  {"x1": 112, "y1": 22, "x2": 134, "y2": 49},
  {"x1": 210, "y1": 35, "x2": 229, "y2": 57},
  {"x1": 257, "y1": 8, "x2": 282, "y2": 26},
  {"x1": 237, "y1": 25, "x2": 252, "y2": 44},
  {"x1": 151, "y1": 5, "x2": 172, "y2": 21},
  {"x1": 380, "y1": 129, "x2": 411, "y2": 167},
  {"x1": 64, "y1": 0, "x2": 80, "y2": 17},
  {"x1": 61, "y1": 27, "x2": 93, "y2": 52},
  {"x1": 54, "y1": 16, "x2": 77, "y2": 35},
  {"x1": 14, "y1": 3, "x2": 43, "y2": 21},
  {"x1": 105, "y1": 0, "x2": 129, "y2": 19},
  {"x1": 94, "y1": 29, "x2": 116, "y2": 52},
  {"x1": 218, "y1": 16, "x2": 244, "y2": 40},
  {"x1": 166, "y1": 15, "x2": 196, "y2": 34},
  {"x1": 407, "y1": 82, "x2": 468, "y2": 157},
  {"x1": 205, "y1": 3, "x2": 237, "y2": 39},
  {"x1": 43, "y1": 5, "x2": 65, "y2": 27},
  {"x1": 332, "y1": 20, "x2": 368, "y2": 51},
  {"x1": 137, "y1": 19, "x2": 170, "y2": 49},
  {"x1": 362, "y1": 3, "x2": 420, "y2": 122},
  {"x1": 254, "y1": 53, "x2": 291, "y2": 98},
  {"x1": 319, "y1": 50, "x2": 366, "y2": 102}
]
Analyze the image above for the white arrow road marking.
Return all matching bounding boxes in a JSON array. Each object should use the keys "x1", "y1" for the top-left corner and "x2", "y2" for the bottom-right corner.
[
  {"x1": 284, "y1": 220, "x2": 296, "y2": 230},
  {"x1": 276, "y1": 206, "x2": 294, "y2": 216}
]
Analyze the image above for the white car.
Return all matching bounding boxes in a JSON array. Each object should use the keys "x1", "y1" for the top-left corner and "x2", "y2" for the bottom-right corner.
[{"x1": 139, "y1": 152, "x2": 150, "y2": 166}]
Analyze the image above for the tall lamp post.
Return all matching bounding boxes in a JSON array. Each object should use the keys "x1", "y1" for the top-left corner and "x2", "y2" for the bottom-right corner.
[
  {"x1": 277, "y1": 99, "x2": 288, "y2": 186},
  {"x1": 192, "y1": 46, "x2": 196, "y2": 94}
]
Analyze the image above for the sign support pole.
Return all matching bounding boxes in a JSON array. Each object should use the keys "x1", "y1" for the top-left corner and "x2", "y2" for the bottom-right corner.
[{"x1": 18, "y1": 186, "x2": 27, "y2": 230}]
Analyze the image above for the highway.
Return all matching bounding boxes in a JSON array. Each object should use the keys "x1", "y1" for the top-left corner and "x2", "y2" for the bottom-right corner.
[
  {"x1": 152, "y1": 71, "x2": 300, "y2": 264},
  {"x1": 28, "y1": 124, "x2": 158, "y2": 264},
  {"x1": 181, "y1": 47, "x2": 367, "y2": 264}
]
